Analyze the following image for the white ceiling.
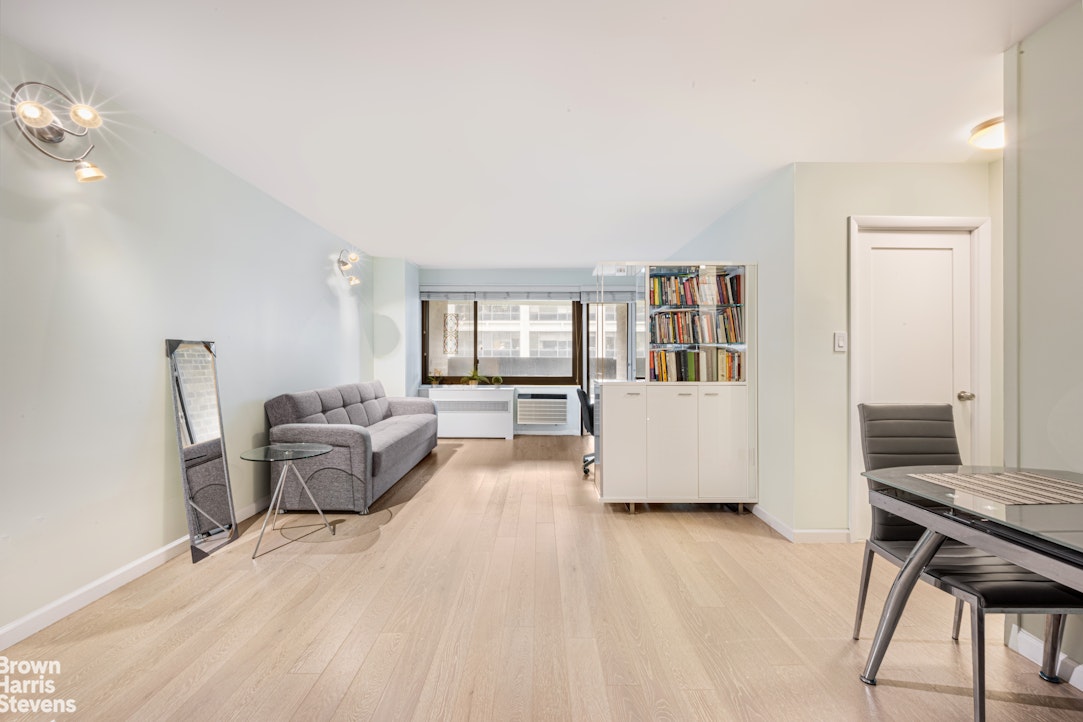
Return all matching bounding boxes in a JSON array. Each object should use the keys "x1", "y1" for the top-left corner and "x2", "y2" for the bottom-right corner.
[{"x1": 1, "y1": 1, "x2": 1073, "y2": 268}]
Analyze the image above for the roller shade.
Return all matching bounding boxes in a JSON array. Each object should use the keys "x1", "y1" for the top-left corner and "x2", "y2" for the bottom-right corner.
[
  {"x1": 421, "y1": 286, "x2": 637, "y2": 302},
  {"x1": 420, "y1": 286, "x2": 582, "y2": 301}
]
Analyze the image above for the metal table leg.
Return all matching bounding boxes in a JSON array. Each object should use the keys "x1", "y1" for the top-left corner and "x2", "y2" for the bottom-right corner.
[
  {"x1": 252, "y1": 460, "x2": 334, "y2": 559},
  {"x1": 1040, "y1": 614, "x2": 1067, "y2": 683},
  {"x1": 252, "y1": 461, "x2": 290, "y2": 558},
  {"x1": 861, "y1": 528, "x2": 947, "y2": 684}
]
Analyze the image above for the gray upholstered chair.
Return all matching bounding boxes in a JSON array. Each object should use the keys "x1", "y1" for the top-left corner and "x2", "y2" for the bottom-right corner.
[{"x1": 853, "y1": 403, "x2": 1083, "y2": 719}]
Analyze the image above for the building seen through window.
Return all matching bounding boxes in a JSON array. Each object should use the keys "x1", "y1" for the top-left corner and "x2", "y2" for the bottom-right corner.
[{"x1": 424, "y1": 297, "x2": 642, "y2": 385}]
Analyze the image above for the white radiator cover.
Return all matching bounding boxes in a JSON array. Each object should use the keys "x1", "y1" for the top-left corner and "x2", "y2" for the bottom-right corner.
[
  {"x1": 427, "y1": 387, "x2": 514, "y2": 439},
  {"x1": 421, "y1": 386, "x2": 582, "y2": 437}
]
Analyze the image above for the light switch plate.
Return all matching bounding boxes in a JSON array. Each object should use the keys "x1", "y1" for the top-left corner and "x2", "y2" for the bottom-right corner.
[{"x1": 833, "y1": 332, "x2": 847, "y2": 352}]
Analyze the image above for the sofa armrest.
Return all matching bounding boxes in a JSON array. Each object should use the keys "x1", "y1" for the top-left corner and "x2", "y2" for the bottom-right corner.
[
  {"x1": 268, "y1": 423, "x2": 373, "y2": 512},
  {"x1": 387, "y1": 397, "x2": 437, "y2": 416},
  {"x1": 269, "y1": 422, "x2": 372, "y2": 449}
]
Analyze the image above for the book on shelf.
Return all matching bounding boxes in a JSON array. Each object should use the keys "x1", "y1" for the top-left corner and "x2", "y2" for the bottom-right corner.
[
  {"x1": 649, "y1": 270, "x2": 744, "y2": 307},
  {"x1": 649, "y1": 307, "x2": 745, "y2": 345},
  {"x1": 648, "y1": 348, "x2": 744, "y2": 382}
]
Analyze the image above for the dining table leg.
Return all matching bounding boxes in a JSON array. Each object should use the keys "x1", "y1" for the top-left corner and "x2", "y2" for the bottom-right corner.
[{"x1": 861, "y1": 528, "x2": 947, "y2": 684}]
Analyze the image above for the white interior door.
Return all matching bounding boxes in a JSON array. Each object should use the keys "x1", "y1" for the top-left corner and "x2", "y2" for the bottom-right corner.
[{"x1": 849, "y1": 216, "x2": 992, "y2": 540}]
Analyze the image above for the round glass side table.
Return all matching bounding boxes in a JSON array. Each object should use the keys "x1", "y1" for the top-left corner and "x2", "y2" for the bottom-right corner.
[{"x1": 242, "y1": 442, "x2": 335, "y2": 558}]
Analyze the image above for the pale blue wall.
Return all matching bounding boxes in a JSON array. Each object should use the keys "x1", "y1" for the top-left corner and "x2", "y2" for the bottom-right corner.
[
  {"x1": 0, "y1": 35, "x2": 370, "y2": 628},
  {"x1": 668, "y1": 166, "x2": 797, "y2": 528}
]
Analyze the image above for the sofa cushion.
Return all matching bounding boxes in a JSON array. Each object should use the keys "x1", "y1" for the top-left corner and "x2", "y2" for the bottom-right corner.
[
  {"x1": 266, "y1": 390, "x2": 325, "y2": 425},
  {"x1": 359, "y1": 381, "x2": 391, "y2": 424},
  {"x1": 368, "y1": 414, "x2": 437, "y2": 477},
  {"x1": 266, "y1": 383, "x2": 373, "y2": 427}
]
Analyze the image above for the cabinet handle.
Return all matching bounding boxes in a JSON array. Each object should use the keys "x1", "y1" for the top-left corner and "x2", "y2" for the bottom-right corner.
[
  {"x1": 626, "y1": 392, "x2": 641, "y2": 396},
  {"x1": 678, "y1": 392, "x2": 693, "y2": 397},
  {"x1": 704, "y1": 392, "x2": 719, "y2": 396}
]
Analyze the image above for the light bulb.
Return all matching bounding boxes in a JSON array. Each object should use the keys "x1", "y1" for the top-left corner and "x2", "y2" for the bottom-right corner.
[
  {"x1": 16, "y1": 100, "x2": 55, "y2": 128},
  {"x1": 69, "y1": 103, "x2": 103, "y2": 129},
  {"x1": 347, "y1": 276, "x2": 361, "y2": 286},
  {"x1": 969, "y1": 117, "x2": 1005, "y2": 150},
  {"x1": 74, "y1": 160, "x2": 106, "y2": 182}
]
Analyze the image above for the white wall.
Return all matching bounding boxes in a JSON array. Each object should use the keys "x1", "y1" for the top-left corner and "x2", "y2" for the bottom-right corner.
[
  {"x1": 669, "y1": 163, "x2": 996, "y2": 537},
  {"x1": 792, "y1": 163, "x2": 993, "y2": 532},
  {"x1": 0, "y1": 36, "x2": 372, "y2": 630},
  {"x1": 373, "y1": 257, "x2": 421, "y2": 396},
  {"x1": 1004, "y1": 2, "x2": 1083, "y2": 667},
  {"x1": 1010, "y1": 5, "x2": 1083, "y2": 471}
]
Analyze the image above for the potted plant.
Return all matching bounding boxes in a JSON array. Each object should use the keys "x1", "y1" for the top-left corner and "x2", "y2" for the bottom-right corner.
[{"x1": 461, "y1": 365, "x2": 489, "y2": 386}]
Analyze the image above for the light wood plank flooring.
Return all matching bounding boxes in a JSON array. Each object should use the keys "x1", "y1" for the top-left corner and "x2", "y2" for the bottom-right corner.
[{"x1": 6, "y1": 436, "x2": 1083, "y2": 721}]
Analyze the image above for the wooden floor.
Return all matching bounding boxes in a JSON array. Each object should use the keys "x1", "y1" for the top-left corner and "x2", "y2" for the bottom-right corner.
[{"x1": 7, "y1": 436, "x2": 1083, "y2": 721}]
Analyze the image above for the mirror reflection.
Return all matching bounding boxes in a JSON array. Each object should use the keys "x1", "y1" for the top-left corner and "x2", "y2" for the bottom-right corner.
[{"x1": 167, "y1": 340, "x2": 238, "y2": 561}]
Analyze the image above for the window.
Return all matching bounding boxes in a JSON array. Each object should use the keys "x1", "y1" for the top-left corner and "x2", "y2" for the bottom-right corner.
[
  {"x1": 587, "y1": 300, "x2": 647, "y2": 382},
  {"x1": 423, "y1": 299, "x2": 581, "y2": 384}
]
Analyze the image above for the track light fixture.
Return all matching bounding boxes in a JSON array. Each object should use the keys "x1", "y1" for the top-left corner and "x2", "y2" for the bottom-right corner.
[
  {"x1": 9, "y1": 81, "x2": 107, "y2": 182},
  {"x1": 338, "y1": 250, "x2": 361, "y2": 286}
]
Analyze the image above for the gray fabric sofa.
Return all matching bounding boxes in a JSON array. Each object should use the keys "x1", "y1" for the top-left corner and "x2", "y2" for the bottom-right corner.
[
  {"x1": 183, "y1": 438, "x2": 232, "y2": 536},
  {"x1": 264, "y1": 381, "x2": 438, "y2": 514}
]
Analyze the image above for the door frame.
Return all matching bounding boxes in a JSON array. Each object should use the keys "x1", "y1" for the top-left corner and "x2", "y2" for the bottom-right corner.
[{"x1": 848, "y1": 215, "x2": 994, "y2": 541}]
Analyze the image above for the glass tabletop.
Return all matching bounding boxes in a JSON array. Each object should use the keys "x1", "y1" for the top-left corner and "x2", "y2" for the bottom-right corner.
[
  {"x1": 864, "y1": 465, "x2": 1083, "y2": 557},
  {"x1": 241, "y1": 442, "x2": 333, "y2": 462}
]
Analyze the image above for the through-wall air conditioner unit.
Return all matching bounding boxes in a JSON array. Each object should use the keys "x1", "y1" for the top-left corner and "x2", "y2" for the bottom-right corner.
[
  {"x1": 516, "y1": 392, "x2": 569, "y2": 424},
  {"x1": 513, "y1": 387, "x2": 581, "y2": 436}
]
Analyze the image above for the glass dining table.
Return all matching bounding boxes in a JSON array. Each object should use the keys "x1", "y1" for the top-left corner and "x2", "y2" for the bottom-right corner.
[{"x1": 858, "y1": 465, "x2": 1083, "y2": 698}]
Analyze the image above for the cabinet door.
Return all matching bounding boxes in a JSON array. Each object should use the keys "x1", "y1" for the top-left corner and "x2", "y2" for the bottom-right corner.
[
  {"x1": 599, "y1": 386, "x2": 647, "y2": 499},
  {"x1": 646, "y1": 386, "x2": 699, "y2": 499},
  {"x1": 698, "y1": 385, "x2": 750, "y2": 499}
]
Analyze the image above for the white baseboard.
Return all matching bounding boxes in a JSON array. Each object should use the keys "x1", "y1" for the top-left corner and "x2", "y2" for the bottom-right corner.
[
  {"x1": 752, "y1": 505, "x2": 794, "y2": 541},
  {"x1": 791, "y1": 528, "x2": 852, "y2": 543},
  {"x1": 0, "y1": 536, "x2": 189, "y2": 651},
  {"x1": 750, "y1": 506, "x2": 850, "y2": 543},
  {"x1": 1008, "y1": 623, "x2": 1083, "y2": 691},
  {"x1": 0, "y1": 498, "x2": 270, "y2": 652}
]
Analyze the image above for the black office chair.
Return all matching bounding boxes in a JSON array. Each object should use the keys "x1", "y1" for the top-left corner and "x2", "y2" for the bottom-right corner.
[
  {"x1": 576, "y1": 387, "x2": 595, "y2": 475},
  {"x1": 853, "y1": 403, "x2": 1083, "y2": 719}
]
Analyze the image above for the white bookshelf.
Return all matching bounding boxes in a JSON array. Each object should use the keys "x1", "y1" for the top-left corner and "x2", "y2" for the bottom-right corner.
[{"x1": 592, "y1": 263, "x2": 758, "y2": 510}]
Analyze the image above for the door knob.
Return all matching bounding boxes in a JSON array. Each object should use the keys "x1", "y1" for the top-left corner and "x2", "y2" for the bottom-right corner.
[{"x1": 957, "y1": 391, "x2": 976, "y2": 401}]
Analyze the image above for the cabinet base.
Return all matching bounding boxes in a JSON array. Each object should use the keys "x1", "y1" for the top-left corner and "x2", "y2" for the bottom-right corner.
[{"x1": 604, "y1": 500, "x2": 756, "y2": 515}]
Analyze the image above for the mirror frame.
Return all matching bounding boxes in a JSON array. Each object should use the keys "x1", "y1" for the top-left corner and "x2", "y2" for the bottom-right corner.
[{"x1": 167, "y1": 339, "x2": 238, "y2": 562}]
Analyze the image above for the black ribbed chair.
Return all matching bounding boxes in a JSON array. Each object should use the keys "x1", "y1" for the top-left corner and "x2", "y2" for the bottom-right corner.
[
  {"x1": 853, "y1": 403, "x2": 1083, "y2": 720},
  {"x1": 577, "y1": 387, "x2": 595, "y2": 475}
]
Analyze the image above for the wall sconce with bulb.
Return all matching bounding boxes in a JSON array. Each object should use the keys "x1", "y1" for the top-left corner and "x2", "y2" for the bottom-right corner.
[
  {"x1": 9, "y1": 81, "x2": 107, "y2": 182},
  {"x1": 338, "y1": 250, "x2": 361, "y2": 286}
]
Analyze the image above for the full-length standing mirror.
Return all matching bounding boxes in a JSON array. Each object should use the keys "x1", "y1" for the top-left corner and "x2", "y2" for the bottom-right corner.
[{"x1": 167, "y1": 340, "x2": 238, "y2": 562}]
